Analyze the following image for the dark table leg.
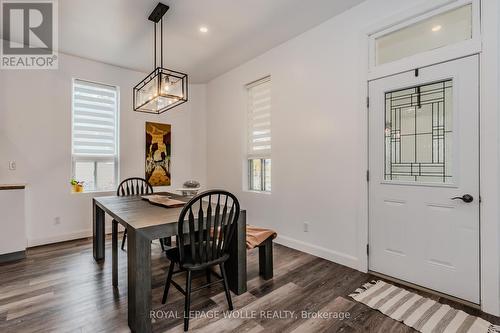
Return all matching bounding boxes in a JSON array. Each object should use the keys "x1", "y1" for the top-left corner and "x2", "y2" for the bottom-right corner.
[
  {"x1": 225, "y1": 210, "x2": 247, "y2": 295},
  {"x1": 93, "y1": 199, "x2": 105, "y2": 261},
  {"x1": 127, "y1": 228, "x2": 152, "y2": 333},
  {"x1": 112, "y1": 220, "x2": 118, "y2": 287}
]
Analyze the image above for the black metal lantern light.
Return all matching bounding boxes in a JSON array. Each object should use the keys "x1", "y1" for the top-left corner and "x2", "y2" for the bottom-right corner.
[{"x1": 133, "y1": 3, "x2": 188, "y2": 114}]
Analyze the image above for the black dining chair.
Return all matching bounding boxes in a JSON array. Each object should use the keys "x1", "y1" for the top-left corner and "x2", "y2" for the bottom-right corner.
[
  {"x1": 116, "y1": 177, "x2": 154, "y2": 250},
  {"x1": 161, "y1": 190, "x2": 240, "y2": 331}
]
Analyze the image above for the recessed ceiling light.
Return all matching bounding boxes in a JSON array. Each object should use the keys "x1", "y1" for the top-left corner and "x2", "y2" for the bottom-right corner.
[
  {"x1": 199, "y1": 26, "x2": 208, "y2": 33},
  {"x1": 432, "y1": 25, "x2": 442, "y2": 32}
]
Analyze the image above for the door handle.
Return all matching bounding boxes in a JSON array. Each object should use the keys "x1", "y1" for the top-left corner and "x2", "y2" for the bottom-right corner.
[{"x1": 451, "y1": 194, "x2": 474, "y2": 203}]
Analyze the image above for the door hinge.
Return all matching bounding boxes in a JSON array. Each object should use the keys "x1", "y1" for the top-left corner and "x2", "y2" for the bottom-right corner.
[
  {"x1": 367, "y1": 244, "x2": 370, "y2": 256},
  {"x1": 415, "y1": 68, "x2": 419, "y2": 77},
  {"x1": 366, "y1": 170, "x2": 370, "y2": 182},
  {"x1": 366, "y1": 96, "x2": 370, "y2": 108}
]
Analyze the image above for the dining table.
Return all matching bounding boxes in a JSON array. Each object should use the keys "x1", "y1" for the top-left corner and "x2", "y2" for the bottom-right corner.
[{"x1": 92, "y1": 192, "x2": 247, "y2": 333}]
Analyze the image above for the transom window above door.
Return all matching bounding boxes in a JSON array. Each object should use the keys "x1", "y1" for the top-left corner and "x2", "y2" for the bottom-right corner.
[
  {"x1": 384, "y1": 80, "x2": 453, "y2": 184},
  {"x1": 368, "y1": 0, "x2": 480, "y2": 74},
  {"x1": 375, "y1": 4, "x2": 472, "y2": 66}
]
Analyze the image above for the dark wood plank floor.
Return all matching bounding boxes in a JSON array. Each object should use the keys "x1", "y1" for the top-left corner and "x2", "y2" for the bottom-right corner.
[{"x1": 0, "y1": 235, "x2": 498, "y2": 332}]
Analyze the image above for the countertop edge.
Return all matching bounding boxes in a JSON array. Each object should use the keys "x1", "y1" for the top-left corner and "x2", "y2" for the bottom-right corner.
[{"x1": 0, "y1": 184, "x2": 26, "y2": 190}]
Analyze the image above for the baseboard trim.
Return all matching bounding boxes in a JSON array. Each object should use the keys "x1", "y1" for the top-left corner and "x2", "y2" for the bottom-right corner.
[
  {"x1": 274, "y1": 235, "x2": 359, "y2": 270},
  {"x1": 30, "y1": 231, "x2": 360, "y2": 271},
  {"x1": 0, "y1": 250, "x2": 26, "y2": 263},
  {"x1": 27, "y1": 225, "x2": 122, "y2": 248}
]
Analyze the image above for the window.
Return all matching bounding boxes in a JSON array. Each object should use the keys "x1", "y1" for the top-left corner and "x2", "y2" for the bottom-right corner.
[
  {"x1": 372, "y1": 2, "x2": 476, "y2": 66},
  {"x1": 249, "y1": 158, "x2": 271, "y2": 192},
  {"x1": 246, "y1": 76, "x2": 271, "y2": 192},
  {"x1": 72, "y1": 79, "x2": 119, "y2": 192},
  {"x1": 384, "y1": 80, "x2": 453, "y2": 184}
]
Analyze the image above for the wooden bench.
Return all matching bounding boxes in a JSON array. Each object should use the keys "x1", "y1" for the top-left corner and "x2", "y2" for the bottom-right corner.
[
  {"x1": 246, "y1": 225, "x2": 276, "y2": 280},
  {"x1": 162, "y1": 226, "x2": 275, "y2": 280}
]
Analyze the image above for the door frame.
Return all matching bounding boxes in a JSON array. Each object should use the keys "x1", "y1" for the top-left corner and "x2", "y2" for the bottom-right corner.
[
  {"x1": 366, "y1": 55, "x2": 481, "y2": 305},
  {"x1": 360, "y1": 0, "x2": 500, "y2": 316}
]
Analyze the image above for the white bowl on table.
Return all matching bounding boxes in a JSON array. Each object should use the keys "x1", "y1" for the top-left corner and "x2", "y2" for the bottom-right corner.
[{"x1": 176, "y1": 188, "x2": 200, "y2": 197}]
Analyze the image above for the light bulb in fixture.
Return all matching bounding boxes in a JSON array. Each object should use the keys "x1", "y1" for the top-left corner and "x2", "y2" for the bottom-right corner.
[
  {"x1": 199, "y1": 26, "x2": 208, "y2": 33},
  {"x1": 432, "y1": 25, "x2": 442, "y2": 32}
]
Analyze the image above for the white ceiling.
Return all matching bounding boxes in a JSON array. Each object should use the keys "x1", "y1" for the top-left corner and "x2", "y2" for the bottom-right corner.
[{"x1": 34, "y1": 0, "x2": 365, "y2": 83}]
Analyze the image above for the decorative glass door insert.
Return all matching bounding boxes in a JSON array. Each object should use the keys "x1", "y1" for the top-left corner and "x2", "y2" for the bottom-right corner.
[{"x1": 384, "y1": 80, "x2": 453, "y2": 183}]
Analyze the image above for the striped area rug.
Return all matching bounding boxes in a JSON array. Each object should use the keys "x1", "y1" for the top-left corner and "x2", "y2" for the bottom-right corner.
[{"x1": 350, "y1": 280, "x2": 500, "y2": 333}]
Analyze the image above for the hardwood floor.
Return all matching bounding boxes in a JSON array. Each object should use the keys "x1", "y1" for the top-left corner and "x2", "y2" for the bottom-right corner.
[{"x1": 0, "y1": 235, "x2": 498, "y2": 332}]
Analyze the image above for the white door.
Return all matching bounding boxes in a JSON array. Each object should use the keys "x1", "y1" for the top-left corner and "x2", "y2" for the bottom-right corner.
[{"x1": 368, "y1": 56, "x2": 480, "y2": 303}]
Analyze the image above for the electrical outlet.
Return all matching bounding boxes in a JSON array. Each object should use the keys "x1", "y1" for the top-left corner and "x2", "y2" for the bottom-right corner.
[
  {"x1": 54, "y1": 217, "x2": 61, "y2": 225},
  {"x1": 8, "y1": 161, "x2": 16, "y2": 170},
  {"x1": 303, "y1": 222, "x2": 309, "y2": 232}
]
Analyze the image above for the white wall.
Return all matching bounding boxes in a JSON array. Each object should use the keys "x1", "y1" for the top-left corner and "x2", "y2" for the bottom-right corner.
[
  {"x1": 205, "y1": 0, "x2": 500, "y2": 315},
  {"x1": 0, "y1": 52, "x2": 207, "y2": 246}
]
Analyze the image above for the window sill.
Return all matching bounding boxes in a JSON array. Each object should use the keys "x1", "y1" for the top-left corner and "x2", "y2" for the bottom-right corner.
[
  {"x1": 71, "y1": 190, "x2": 116, "y2": 195},
  {"x1": 243, "y1": 190, "x2": 272, "y2": 195}
]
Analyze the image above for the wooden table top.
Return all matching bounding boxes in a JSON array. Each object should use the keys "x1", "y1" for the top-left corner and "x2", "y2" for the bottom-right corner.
[
  {"x1": 94, "y1": 192, "x2": 237, "y2": 231},
  {"x1": 94, "y1": 193, "x2": 190, "y2": 230}
]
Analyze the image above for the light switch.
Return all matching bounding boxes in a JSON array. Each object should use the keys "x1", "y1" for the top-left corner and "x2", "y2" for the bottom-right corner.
[{"x1": 8, "y1": 161, "x2": 16, "y2": 170}]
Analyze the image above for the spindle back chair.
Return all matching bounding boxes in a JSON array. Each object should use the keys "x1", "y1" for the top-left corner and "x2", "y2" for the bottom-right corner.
[
  {"x1": 161, "y1": 190, "x2": 240, "y2": 331},
  {"x1": 116, "y1": 178, "x2": 154, "y2": 250}
]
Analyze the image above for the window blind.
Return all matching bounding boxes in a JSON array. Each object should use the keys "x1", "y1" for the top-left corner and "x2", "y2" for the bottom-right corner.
[
  {"x1": 72, "y1": 79, "x2": 118, "y2": 156},
  {"x1": 247, "y1": 77, "x2": 271, "y2": 158}
]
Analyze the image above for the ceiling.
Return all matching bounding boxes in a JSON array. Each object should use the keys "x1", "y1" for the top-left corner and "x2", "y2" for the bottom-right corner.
[{"x1": 14, "y1": 0, "x2": 366, "y2": 83}]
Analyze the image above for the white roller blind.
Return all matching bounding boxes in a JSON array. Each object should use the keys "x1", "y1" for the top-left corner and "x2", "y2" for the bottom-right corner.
[
  {"x1": 247, "y1": 77, "x2": 271, "y2": 158},
  {"x1": 72, "y1": 79, "x2": 118, "y2": 156}
]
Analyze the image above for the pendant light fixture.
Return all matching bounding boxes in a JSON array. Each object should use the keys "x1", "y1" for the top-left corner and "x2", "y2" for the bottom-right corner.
[{"x1": 133, "y1": 3, "x2": 188, "y2": 114}]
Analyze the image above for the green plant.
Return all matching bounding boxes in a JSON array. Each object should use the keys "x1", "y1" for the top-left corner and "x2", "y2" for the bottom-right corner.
[{"x1": 70, "y1": 179, "x2": 84, "y2": 186}]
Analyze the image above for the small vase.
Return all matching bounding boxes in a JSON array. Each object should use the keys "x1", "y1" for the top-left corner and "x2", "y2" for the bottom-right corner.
[{"x1": 73, "y1": 184, "x2": 84, "y2": 193}]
